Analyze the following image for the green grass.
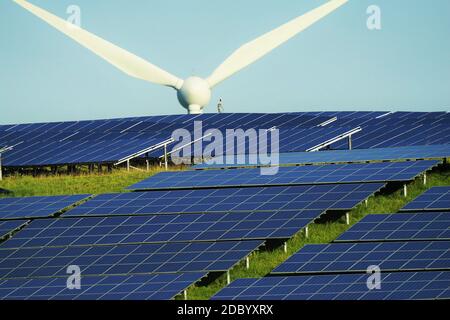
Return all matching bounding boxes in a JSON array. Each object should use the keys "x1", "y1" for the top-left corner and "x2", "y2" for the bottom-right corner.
[
  {"x1": 0, "y1": 165, "x2": 449, "y2": 300},
  {"x1": 0, "y1": 168, "x2": 163, "y2": 197}
]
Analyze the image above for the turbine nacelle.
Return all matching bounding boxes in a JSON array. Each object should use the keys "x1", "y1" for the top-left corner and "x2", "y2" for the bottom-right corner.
[{"x1": 177, "y1": 77, "x2": 211, "y2": 114}]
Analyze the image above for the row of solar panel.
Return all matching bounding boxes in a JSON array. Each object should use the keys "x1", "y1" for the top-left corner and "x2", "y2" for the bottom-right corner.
[
  {"x1": 4, "y1": 183, "x2": 446, "y2": 222},
  {"x1": 0, "y1": 241, "x2": 264, "y2": 279},
  {"x1": 0, "y1": 112, "x2": 362, "y2": 167},
  {"x1": 2, "y1": 111, "x2": 450, "y2": 167},
  {"x1": 67, "y1": 183, "x2": 385, "y2": 217},
  {"x1": 402, "y1": 186, "x2": 450, "y2": 212},
  {"x1": 211, "y1": 271, "x2": 450, "y2": 300},
  {"x1": 0, "y1": 273, "x2": 205, "y2": 300},
  {"x1": 0, "y1": 184, "x2": 383, "y2": 220},
  {"x1": 0, "y1": 194, "x2": 90, "y2": 220},
  {"x1": 129, "y1": 160, "x2": 438, "y2": 190},
  {"x1": 194, "y1": 145, "x2": 450, "y2": 169},
  {"x1": 0, "y1": 210, "x2": 323, "y2": 250}
]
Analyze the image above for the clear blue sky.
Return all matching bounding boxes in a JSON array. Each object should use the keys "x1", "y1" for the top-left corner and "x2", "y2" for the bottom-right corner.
[{"x1": 1, "y1": 0, "x2": 449, "y2": 124}]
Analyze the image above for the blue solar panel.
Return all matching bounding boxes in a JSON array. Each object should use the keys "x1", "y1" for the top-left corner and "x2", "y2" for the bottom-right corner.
[
  {"x1": 0, "y1": 241, "x2": 263, "y2": 279},
  {"x1": 0, "y1": 220, "x2": 28, "y2": 239},
  {"x1": 0, "y1": 195, "x2": 91, "y2": 220},
  {"x1": 0, "y1": 273, "x2": 205, "y2": 300},
  {"x1": 66, "y1": 184, "x2": 384, "y2": 216},
  {"x1": 335, "y1": 213, "x2": 450, "y2": 242},
  {"x1": 194, "y1": 145, "x2": 450, "y2": 169},
  {"x1": 3, "y1": 112, "x2": 450, "y2": 167},
  {"x1": 271, "y1": 241, "x2": 450, "y2": 275},
  {"x1": 129, "y1": 161, "x2": 437, "y2": 190},
  {"x1": 401, "y1": 187, "x2": 450, "y2": 212},
  {"x1": 0, "y1": 210, "x2": 321, "y2": 250},
  {"x1": 211, "y1": 271, "x2": 450, "y2": 300}
]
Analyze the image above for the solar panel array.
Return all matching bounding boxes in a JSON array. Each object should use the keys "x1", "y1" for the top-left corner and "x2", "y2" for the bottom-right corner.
[
  {"x1": 335, "y1": 213, "x2": 450, "y2": 242},
  {"x1": 194, "y1": 145, "x2": 450, "y2": 169},
  {"x1": 2, "y1": 112, "x2": 448, "y2": 300},
  {"x1": 271, "y1": 241, "x2": 449, "y2": 275},
  {"x1": 0, "y1": 210, "x2": 322, "y2": 250},
  {"x1": 211, "y1": 271, "x2": 450, "y2": 300},
  {"x1": 0, "y1": 221, "x2": 28, "y2": 239},
  {"x1": 66, "y1": 184, "x2": 384, "y2": 216},
  {"x1": 0, "y1": 273, "x2": 205, "y2": 300},
  {"x1": 129, "y1": 161, "x2": 437, "y2": 190},
  {"x1": 2, "y1": 112, "x2": 450, "y2": 168},
  {"x1": 0, "y1": 241, "x2": 263, "y2": 279},
  {"x1": 401, "y1": 186, "x2": 450, "y2": 212},
  {"x1": 0, "y1": 195, "x2": 91, "y2": 220}
]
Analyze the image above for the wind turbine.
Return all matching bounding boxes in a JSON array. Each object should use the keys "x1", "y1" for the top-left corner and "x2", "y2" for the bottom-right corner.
[{"x1": 14, "y1": 0, "x2": 348, "y2": 114}]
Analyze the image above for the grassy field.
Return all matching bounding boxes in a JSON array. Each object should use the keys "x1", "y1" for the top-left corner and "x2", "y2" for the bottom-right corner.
[
  {"x1": 0, "y1": 169, "x2": 160, "y2": 197},
  {"x1": 0, "y1": 164, "x2": 449, "y2": 300}
]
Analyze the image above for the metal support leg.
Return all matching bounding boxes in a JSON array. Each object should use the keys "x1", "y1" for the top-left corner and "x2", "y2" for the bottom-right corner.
[
  {"x1": 0, "y1": 154, "x2": 3, "y2": 181},
  {"x1": 183, "y1": 290, "x2": 188, "y2": 300},
  {"x1": 345, "y1": 213, "x2": 350, "y2": 225},
  {"x1": 423, "y1": 173, "x2": 427, "y2": 186},
  {"x1": 365, "y1": 199, "x2": 369, "y2": 207},
  {"x1": 403, "y1": 185, "x2": 408, "y2": 197},
  {"x1": 246, "y1": 256, "x2": 250, "y2": 270},
  {"x1": 348, "y1": 135, "x2": 352, "y2": 150},
  {"x1": 126, "y1": 160, "x2": 130, "y2": 172},
  {"x1": 164, "y1": 144, "x2": 168, "y2": 171},
  {"x1": 305, "y1": 225, "x2": 309, "y2": 239},
  {"x1": 283, "y1": 242, "x2": 288, "y2": 253},
  {"x1": 226, "y1": 271, "x2": 231, "y2": 285},
  {"x1": 146, "y1": 160, "x2": 150, "y2": 172},
  {"x1": 98, "y1": 164, "x2": 102, "y2": 174}
]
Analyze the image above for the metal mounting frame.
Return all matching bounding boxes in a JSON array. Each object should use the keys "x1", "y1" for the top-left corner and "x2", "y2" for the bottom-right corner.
[
  {"x1": 114, "y1": 138, "x2": 175, "y2": 171},
  {"x1": 306, "y1": 127, "x2": 362, "y2": 152}
]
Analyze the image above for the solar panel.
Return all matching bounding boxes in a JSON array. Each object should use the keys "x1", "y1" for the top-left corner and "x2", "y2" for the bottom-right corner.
[
  {"x1": 401, "y1": 186, "x2": 450, "y2": 212},
  {"x1": 0, "y1": 241, "x2": 263, "y2": 279},
  {"x1": 335, "y1": 213, "x2": 450, "y2": 242},
  {"x1": 211, "y1": 271, "x2": 450, "y2": 300},
  {"x1": 129, "y1": 161, "x2": 437, "y2": 190},
  {"x1": 66, "y1": 183, "x2": 385, "y2": 216},
  {"x1": 0, "y1": 273, "x2": 205, "y2": 300},
  {"x1": 271, "y1": 241, "x2": 450, "y2": 275},
  {"x1": 0, "y1": 210, "x2": 321, "y2": 250},
  {"x1": 194, "y1": 145, "x2": 450, "y2": 169},
  {"x1": 0, "y1": 221, "x2": 28, "y2": 239},
  {"x1": 0, "y1": 195, "x2": 91, "y2": 220}
]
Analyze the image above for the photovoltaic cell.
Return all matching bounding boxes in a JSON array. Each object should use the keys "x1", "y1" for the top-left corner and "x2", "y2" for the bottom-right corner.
[
  {"x1": 0, "y1": 240, "x2": 263, "y2": 279},
  {"x1": 271, "y1": 241, "x2": 450, "y2": 275},
  {"x1": 0, "y1": 210, "x2": 322, "y2": 250},
  {"x1": 194, "y1": 145, "x2": 450, "y2": 169},
  {"x1": 335, "y1": 213, "x2": 450, "y2": 242},
  {"x1": 128, "y1": 161, "x2": 437, "y2": 190},
  {"x1": 0, "y1": 221, "x2": 28, "y2": 239},
  {"x1": 401, "y1": 186, "x2": 450, "y2": 212},
  {"x1": 211, "y1": 272, "x2": 450, "y2": 300},
  {"x1": 0, "y1": 273, "x2": 205, "y2": 300},
  {"x1": 0, "y1": 195, "x2": 91, "y2": 220},
  {"x1": 66, "y1": 184, "x2": 385, "y2": 216}
]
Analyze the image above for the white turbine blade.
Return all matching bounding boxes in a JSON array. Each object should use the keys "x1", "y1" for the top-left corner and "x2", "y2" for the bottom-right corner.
[
  {"x1": 14, "y1": 0, "x2": 183, "y2": 89},
  {"x1": 207, "y1": 0, "x2": 348, "y2": 88}
]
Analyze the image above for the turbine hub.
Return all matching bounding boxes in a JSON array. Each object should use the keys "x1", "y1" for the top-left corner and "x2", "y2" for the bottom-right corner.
[{"x1": 177, "y1": 77, "x2": 211, "y2": 114}]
